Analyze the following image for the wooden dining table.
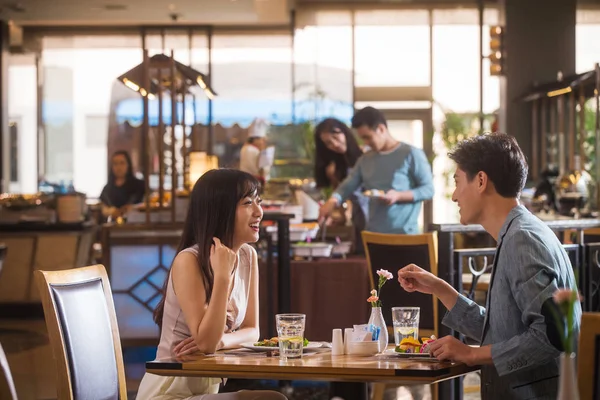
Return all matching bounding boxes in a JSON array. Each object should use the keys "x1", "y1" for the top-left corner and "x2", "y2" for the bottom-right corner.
[{"x1": 146, "y1": 347, "x2": 480, "y2": 400}]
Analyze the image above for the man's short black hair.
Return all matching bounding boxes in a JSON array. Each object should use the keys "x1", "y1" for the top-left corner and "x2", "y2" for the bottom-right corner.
[
  {"x1": 448, "y1": 133, "x2": 528, "y2": 198},
  {"x1": 351, "y1": 106, "x2": 387, "y2": 130}
]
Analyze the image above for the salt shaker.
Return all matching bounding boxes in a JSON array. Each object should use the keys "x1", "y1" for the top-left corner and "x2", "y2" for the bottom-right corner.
[
  {"x1": 343, "y1": 328, "x2": 353, "y2": 354},
  {"x1": 332, "y1": 329, "x2": 344, "y2": 356}
]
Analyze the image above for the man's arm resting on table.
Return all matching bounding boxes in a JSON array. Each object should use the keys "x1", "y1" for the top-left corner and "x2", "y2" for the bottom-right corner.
[
  {"x1": 419, "y1": 278, "x2": 491, "y2": 365},
  {"x1": 467, "y1": 345, "x2": 493, "y2": 365}
]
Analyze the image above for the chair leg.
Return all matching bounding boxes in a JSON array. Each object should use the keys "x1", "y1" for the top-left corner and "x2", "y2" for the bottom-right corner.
[
  {"x1": 371, "y1": 383, "x2": 386, "y2": 400},
  {"x1": 432, "y1": 383, "x2": 438, "y2": 400}
]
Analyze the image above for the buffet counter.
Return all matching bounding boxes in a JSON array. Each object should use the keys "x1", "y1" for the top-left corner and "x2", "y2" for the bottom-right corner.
[{"x1": 0, "y1": 222, "x2": 96, "y2": 315}]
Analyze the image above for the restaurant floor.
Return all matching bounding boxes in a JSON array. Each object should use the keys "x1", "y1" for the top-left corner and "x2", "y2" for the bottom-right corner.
[{"x1": 0, "y1": 319, "x2": 481, "y2": 400}]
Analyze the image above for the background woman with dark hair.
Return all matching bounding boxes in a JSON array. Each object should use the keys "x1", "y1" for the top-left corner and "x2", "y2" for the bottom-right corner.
[
  {"x1": 314, "y1": 118, "x2": 368, "y2": 252},
  {"x1": 138, "y1": 169, "x2": 287, "y2": 399},
  {"x1": 99, "y1": 150, "x2": 145, "y2": 219},
  {"x1": 314, "y1": 118, "x2": 363, "y2": 189}
]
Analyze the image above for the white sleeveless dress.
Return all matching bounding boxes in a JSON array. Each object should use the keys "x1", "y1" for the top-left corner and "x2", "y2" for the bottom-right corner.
[{"x1": 137, "y1": 244, "x2": 253, "y2": 400}]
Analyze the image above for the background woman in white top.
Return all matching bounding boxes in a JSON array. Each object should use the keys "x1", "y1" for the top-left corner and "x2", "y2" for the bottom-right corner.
[{"x1": 137, "y1": 169, "x2": 287, "y2": 400}]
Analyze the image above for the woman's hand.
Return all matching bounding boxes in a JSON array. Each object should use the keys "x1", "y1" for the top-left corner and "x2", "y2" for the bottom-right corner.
[
  {"x1": 173, "y1": 337, "x2": 199, "y2": 356},
  {"x1": 173, "y1": 337, "x2": 224, "y2": 356},
  {"x1": 210, "y1": 237, "x2": 237, "y2": 280}
]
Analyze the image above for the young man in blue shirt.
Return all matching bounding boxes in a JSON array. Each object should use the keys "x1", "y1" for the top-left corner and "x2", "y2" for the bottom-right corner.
[
  {"x1": 319, "y1": 106, "x2": 434, "y2": 234},
  {"x1": 398, "y1": 133, "x2": 581, "y2": 399}
]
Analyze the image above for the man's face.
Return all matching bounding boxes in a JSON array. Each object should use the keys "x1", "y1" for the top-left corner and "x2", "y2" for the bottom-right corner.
[
  {"x1": 451, "y1": 168, "x2": 485, "y2": 225},
  {"x1": 355, "y1": 124, "x2": 387, "y2": 152},
  {"x1": 253, "y1": 138, "x2": 266, "y2": 150}
]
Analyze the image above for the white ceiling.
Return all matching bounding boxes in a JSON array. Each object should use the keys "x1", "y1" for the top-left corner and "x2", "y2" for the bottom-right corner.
[
  {"x1": 3, "y1": 0, "x2": 598, "y2": 27},
  {"x1": 0, "y1": 0, "x2": 291, "y2": 26}
]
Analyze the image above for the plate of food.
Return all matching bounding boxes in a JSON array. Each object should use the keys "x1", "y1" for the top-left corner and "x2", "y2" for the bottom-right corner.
[
  {"x1": 382, "y1": 337, "x2": 436, "y2": 358},
  {"x1": 363, "y1": 189, "x2": 386, "y2": 199},
  {"x1": 241, "y1": 337, "x2": 321, "y2": 351}
]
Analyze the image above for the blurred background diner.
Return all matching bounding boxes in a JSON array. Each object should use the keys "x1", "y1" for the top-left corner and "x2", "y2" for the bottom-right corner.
[
  {"x1": 100, "y1": 150, "x2": 146, "y2": 221},
  {"x1": 1, "y1": 0, "x2": 600, "y2": 399}
]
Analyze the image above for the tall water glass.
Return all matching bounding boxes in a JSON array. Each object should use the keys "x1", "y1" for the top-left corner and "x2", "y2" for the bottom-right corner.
[
  {"x1": 276, "y1": 314, "x2": 306, "y2": 360},
  {"x1": 392, "y1": 307, "x2": 420, "y2": 346}
]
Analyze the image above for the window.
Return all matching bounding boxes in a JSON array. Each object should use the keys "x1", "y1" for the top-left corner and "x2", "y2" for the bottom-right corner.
[
  {"x1": 211, "y1": 30, "x2": 293, "y2": 126},
  {"x1": 354, "y1": 10, "x2": 430, "y2": 87},
  {"x1": 294, "y1": 10, "x2": 353, "y2": 123},
  {"x1": 41, "y1": 34, "x2": 143, "y2": 197},
  {"x1": 431, "y1": 8, "x2": 500, "y2": 223},
  {"x1": 8, "y1": 54, "x2": 37, "y2": 193},
  {"x1": 432, "y1": 8, "x2": 500, "y2": 114},
  {"x1": 576, "y1": 9, "x2": 600, "y2": 73}
]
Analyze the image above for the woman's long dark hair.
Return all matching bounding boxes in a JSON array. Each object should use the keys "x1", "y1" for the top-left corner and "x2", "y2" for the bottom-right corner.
[
  {"x1": 153, "y1": 169, "x2": 260, "y2": 326},
  {"x1": 314, "y1": 118, "x2": 363, "y2": 188},
  {"x1": 108, "y1": 150, "x2": 136, "y2": 185}
]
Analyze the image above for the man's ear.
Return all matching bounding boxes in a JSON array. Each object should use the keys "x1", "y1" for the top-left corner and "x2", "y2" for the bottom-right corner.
[{"x1": 477, "y1": 171, "x2": 488, "y2": 193}]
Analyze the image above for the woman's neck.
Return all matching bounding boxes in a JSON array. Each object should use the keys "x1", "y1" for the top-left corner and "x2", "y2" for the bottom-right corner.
[
  {"x1": 114, "y1": 177, "x2": 126, "y2": 186},
  {"x1": 231, "y1": 242, "x2": 243, "y2": 253}
]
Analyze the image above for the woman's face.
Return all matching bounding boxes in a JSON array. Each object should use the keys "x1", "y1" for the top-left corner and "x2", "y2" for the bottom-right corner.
[
  {"x1": 319, "y1": 130, "x2": 347, "y2": 154},
  {"x1": 111, "y1": 154, "x2": 129, "y2": 180},
  {"x1": 232, "y1": 193, "x2": 264, "y2": 247}
]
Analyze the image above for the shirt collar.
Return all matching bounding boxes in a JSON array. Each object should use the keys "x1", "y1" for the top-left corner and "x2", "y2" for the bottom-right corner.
[{"x1": 497, "y1": 204, "x2": 528, "y2": 243}]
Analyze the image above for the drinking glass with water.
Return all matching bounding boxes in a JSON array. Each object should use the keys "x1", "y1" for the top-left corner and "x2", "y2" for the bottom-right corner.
[
  {"x1": 392, "y1": 307, "x2": 420, "y2": 346},
  {"x1": 276, "y1": 314, "x2": 306, "y2": 360}
]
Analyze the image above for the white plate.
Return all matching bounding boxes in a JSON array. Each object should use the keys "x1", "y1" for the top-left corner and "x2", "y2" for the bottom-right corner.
[
  {"x1": 241, "y1": 342, "x2": 322, "y2": 352},
  {"x1": 381, "y1": 349, "x2": 435, "y2": 358},
  {"x1": 363, "y1": 190, "x2": 386, "y2": 199}
]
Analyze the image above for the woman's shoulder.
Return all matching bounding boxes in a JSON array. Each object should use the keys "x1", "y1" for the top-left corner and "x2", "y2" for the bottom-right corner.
[
  {"x1": 131, "y1": 176, "x2": 145, "y2": 187},
  {"x1": 99, "y1": 182, "x2": 111, "y2": 195},
  {"x1": 170, "y1": 247, "x2": 200, "y2": 278},
  {"x1": 239, "y1": 244, "x2": 257, "y2": 265},
  {"x1": 178, "y1": 245, "x2": 199, "y2": 257}
]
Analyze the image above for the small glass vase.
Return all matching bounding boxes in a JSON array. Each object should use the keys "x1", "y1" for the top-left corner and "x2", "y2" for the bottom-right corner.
[
  {"x1": 557, "y1": 352, "x2": 580, "y2": 400},
  {"x1": 367, "y1": 306, "x2": 388, "y2": 352}
]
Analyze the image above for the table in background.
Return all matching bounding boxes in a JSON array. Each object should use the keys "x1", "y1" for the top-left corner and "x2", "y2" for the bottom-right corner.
[{"x1": 259, "y1": 257, "x2": 370, "y2": 341}]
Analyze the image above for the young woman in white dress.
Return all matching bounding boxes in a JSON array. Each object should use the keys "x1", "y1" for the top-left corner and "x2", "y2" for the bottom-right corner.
[{"x1": 137, "y1": 169, "x2": 287, "y2": 400}]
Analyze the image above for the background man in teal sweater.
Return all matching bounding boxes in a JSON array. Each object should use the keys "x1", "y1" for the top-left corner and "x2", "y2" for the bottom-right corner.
[{"x1": 319, "y1": 106, "x2": 434, "y2": 234}]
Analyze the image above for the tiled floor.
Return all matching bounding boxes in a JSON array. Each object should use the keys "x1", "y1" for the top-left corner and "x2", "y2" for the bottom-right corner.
[{"x1": 0, "y1": 319, "x2": 481, "y2": 400}]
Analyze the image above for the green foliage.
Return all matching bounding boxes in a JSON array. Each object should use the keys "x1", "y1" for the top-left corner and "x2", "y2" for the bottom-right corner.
[
  {"x1": 300, "y1": 121, "x2": 316, "y2": 162},
  {"x1": 437, "y1": 112, "x2": 494, "y2": 198},
  {"x1": 440, "y1": 112, "x2": 494, "y2": 151},
  {"x1": 582, "y1": 100, "x2": 598, "y2": 181}
]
